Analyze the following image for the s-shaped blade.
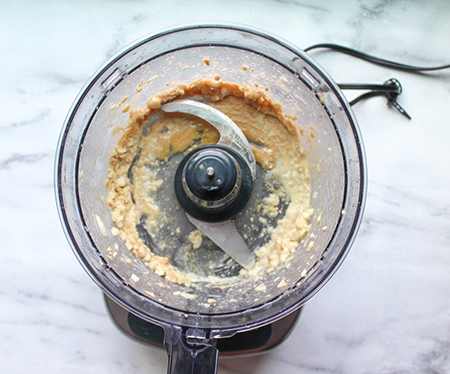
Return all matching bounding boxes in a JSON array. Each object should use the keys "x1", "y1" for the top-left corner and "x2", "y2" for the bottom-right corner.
[
  {"x1": 161, "y1": 100, "x2": 256, "y2": 269},
  {"x1": 161, "y1": 100, "x2": 256, "y2": 180},
  {"x1": 186, "y1": 215, "x2": 255, "y2": 270}
]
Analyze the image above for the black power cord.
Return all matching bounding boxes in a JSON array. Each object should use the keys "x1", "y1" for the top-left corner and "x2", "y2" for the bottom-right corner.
[
  {"x1": 305, "y1": 43, "x2": 450, "y2": 119},
  {"x1": 339, "y1": 79, "x2": 411, "y2": 119}
]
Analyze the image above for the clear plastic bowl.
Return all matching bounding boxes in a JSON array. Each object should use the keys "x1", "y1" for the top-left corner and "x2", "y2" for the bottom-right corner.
[{"x1": 55, "y1": 23, "x2": 366, "y2": 374}]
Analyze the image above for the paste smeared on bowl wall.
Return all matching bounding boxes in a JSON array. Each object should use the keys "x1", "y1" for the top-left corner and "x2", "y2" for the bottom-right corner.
[{"x1": 105, "y1": 78, "x2": 312, "y2": 286}]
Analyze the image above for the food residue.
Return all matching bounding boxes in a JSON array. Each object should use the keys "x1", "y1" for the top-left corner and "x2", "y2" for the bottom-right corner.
[{"x1": 105, "y1": 78, "x2": 312, "y2": 286}]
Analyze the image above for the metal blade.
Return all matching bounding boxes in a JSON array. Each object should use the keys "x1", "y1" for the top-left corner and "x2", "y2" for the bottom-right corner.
[
  {"x1": 161, "y1": 100, "x2": 256, "y2": 180},
  {"x1": 186, "y1": 214, "x2": 255, "y2": 270}
]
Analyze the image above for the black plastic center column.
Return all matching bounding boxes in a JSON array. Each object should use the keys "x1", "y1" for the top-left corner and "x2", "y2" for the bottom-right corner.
[
  {"x1": 174, "y1": 145, "x2": 253, "y2": 223},
  {"x1": 185, "y1": 150, "x2": 237, "y2": 201}
]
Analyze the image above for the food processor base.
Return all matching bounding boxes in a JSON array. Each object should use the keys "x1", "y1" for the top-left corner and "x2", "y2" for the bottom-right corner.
[{"x1": 104, "y1": 294, "x2": 302, "y2": 356}]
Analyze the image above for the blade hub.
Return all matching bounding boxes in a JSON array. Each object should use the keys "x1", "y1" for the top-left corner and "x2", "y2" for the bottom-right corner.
[
  {"x1": 185, "y1": 148, "x2": 239, "y2": 200},
  {"x1": 175, "y1": 145, "x2": 253, "y2": 223}
]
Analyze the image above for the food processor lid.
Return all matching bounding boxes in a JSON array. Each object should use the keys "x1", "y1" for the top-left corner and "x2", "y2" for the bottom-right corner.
[{"x1": 55, "y1": 23, "x2": 367, "y2": 333}]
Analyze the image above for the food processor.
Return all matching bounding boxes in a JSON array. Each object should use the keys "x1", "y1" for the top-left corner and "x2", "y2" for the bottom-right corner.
[{"x1": 55, "y1": 24, "x2": 366, "y2": 373}]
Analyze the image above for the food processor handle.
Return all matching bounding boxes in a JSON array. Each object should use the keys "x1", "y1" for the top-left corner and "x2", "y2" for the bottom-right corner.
[{"x1": 164, "y1": 326, "x2": 219, "y2": 374}]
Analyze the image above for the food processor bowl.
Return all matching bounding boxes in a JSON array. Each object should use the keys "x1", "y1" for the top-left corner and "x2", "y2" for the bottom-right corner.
[{"x1": 55, "y1": 23, "x2": 366, "y2": 374}]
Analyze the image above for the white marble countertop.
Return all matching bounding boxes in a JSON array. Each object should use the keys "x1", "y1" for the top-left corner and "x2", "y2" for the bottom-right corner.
[{"x1": 2, "y1": 1, "x2": 450, "y2": 373}]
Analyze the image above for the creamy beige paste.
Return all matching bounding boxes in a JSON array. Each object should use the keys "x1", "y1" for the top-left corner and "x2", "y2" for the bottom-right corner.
[{"x1": 106, "y1": 79, "x2": 312, "y2": 286}]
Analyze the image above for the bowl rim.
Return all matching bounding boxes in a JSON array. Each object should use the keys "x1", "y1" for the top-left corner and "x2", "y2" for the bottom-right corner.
[{"x1": 55, "y1": 22, "x2": 367, "y2": 334}]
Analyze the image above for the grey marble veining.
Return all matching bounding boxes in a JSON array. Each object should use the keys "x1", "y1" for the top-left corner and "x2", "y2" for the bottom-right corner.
[{"x1": 1, "y1": 1, "x2": 450, "y2": 373}]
